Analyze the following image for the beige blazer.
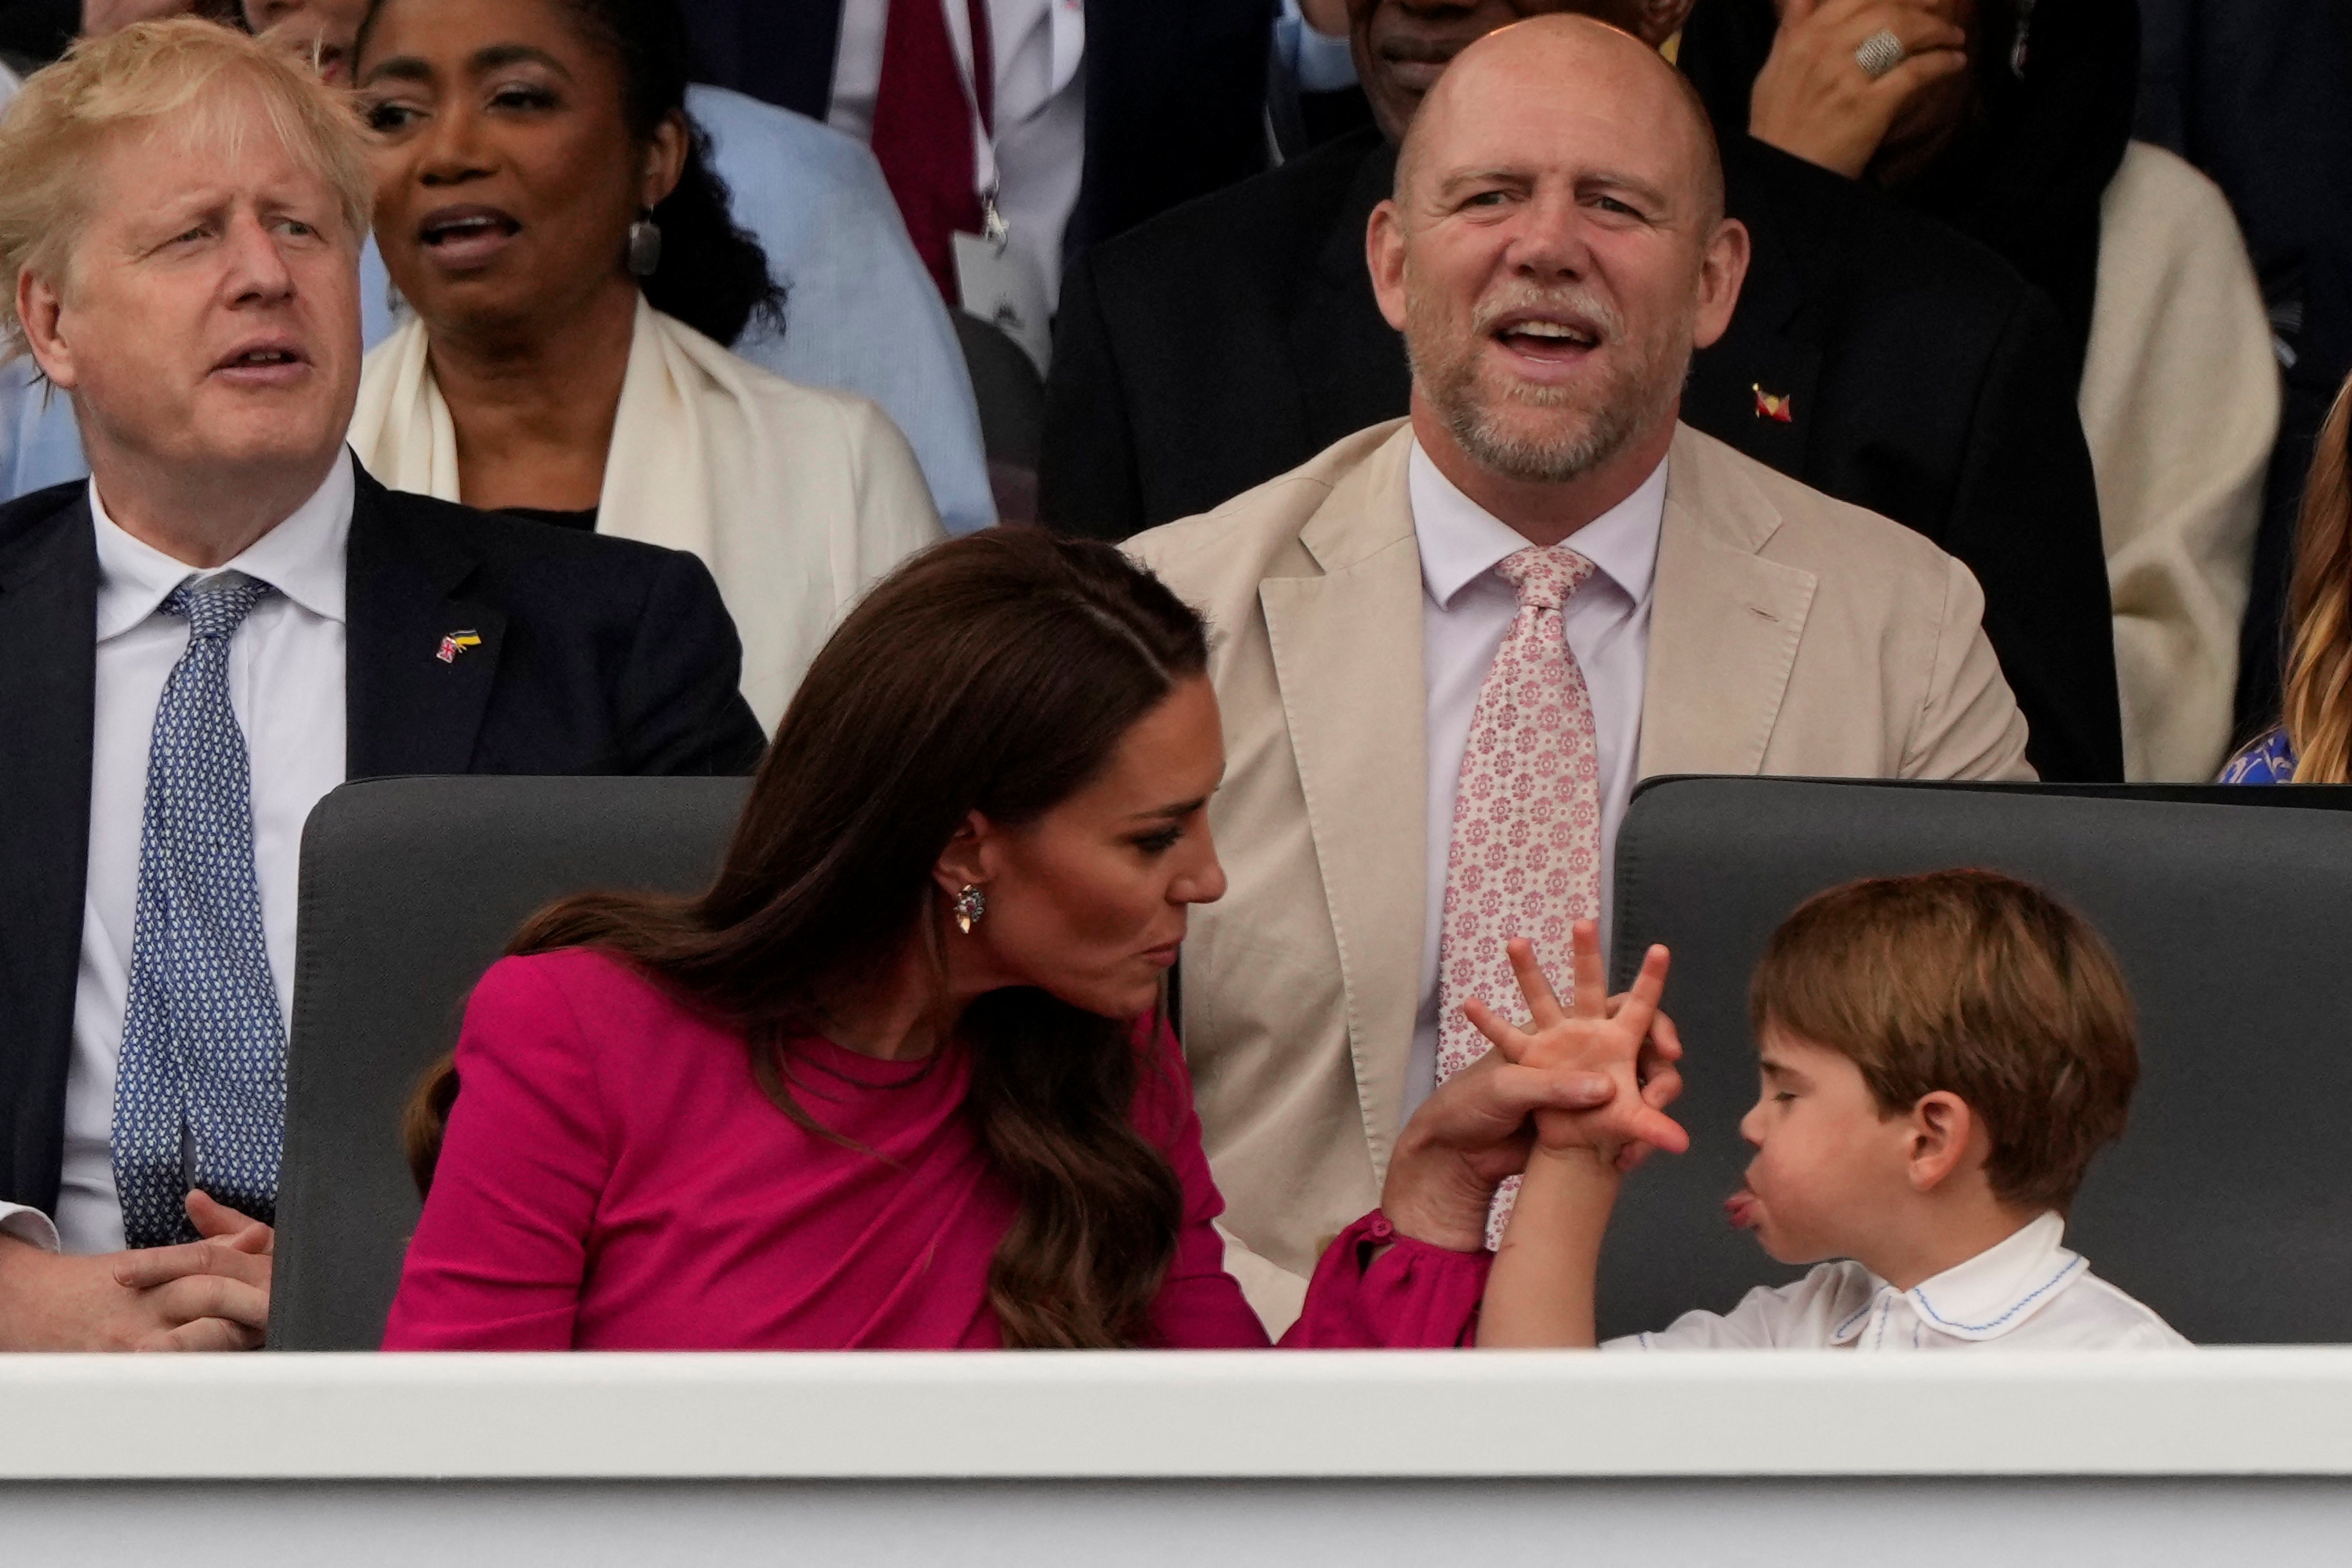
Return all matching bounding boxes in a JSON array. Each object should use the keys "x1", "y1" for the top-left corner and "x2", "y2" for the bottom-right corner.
[
  {"x1": 1128, "y1": 420, "x2": 2032, "y2": 1328},
  {"x1": 2079, "y1": 142, "x2": 2279, "y2": 783}
]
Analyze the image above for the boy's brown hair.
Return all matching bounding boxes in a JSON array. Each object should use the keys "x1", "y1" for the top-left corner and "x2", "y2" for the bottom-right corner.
[{"x1": 1747, "y1": 869, "x2": 2138, "y2": 1212}]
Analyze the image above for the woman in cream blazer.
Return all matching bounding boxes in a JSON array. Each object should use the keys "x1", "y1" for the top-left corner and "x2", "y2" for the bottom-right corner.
[{"x1": 347, "y1": 0, "x2": 944, "y2": 731}]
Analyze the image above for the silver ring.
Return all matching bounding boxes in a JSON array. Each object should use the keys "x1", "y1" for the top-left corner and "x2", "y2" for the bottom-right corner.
[{"x1": 1853, "y1": 27, "x2": 1907, "y2": 80}]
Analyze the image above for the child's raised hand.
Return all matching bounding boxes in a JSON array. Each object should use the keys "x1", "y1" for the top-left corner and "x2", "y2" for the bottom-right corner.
[{"x1": 1460, "y1": 922, "x2": 1690, "y2": 1167}]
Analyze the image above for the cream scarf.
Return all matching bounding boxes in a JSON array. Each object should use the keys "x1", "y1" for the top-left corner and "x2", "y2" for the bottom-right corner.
[{"x1": 348, "y1": 297, "x2": 941, "y2": 728}]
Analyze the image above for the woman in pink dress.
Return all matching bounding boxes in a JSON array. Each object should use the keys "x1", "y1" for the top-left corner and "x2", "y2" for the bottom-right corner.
[{"x1": 384, "y1": 531, "x2": 1683, "y2": 1351}]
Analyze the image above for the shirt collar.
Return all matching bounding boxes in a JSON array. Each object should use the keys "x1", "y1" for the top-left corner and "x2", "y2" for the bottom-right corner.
[
  {"x1": 91, "y1": 453, "x2": 354, "y2": 643},
  {"x1": 1408, "y1": 438, "x2": 1667, "y2": 613},
  {"x1": 1829, "y1": 1212, "x2": 2086, "y2": 1345}
]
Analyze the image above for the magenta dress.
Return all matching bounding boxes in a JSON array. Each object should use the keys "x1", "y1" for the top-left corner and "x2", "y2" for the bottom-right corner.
[{"x1": 383, "y1": 949, "x2": 1488, "y2": 1350}]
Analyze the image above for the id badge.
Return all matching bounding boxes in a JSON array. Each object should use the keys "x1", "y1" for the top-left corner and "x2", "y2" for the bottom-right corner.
[{"x1": 953, "y1": 229, "x2": 1053, "y2": 376}]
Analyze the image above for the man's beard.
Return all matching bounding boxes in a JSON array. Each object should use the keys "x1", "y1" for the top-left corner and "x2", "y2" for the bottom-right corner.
[{"x1": 1407, "y1": 281, "x2": 1689, "y2": 485}]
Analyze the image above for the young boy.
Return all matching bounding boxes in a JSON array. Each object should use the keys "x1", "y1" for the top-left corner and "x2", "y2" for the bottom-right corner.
[{"x1": 1473, "y1": 870, "x2": 2189, "y2": 1350}]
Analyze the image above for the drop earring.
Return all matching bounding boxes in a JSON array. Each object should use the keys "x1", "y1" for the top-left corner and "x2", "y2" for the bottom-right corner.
[
  {"x1": 627, "y1": 209, "x2": 663, "y2": 277},
  {"x1": 952, "y1": 885, "x2": 987, "y2": 935}
]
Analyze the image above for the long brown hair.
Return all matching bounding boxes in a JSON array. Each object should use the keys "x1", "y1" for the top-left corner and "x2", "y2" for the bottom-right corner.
[
  {"x1": 2281, "y1": 377, "x2": 2352, "y2": 782},
  {"x1": 407, "y1": 530, "x2": 1209, "y2": 1348}
]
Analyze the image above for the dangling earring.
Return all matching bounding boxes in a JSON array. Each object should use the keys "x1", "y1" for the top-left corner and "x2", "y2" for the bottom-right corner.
[
  {"x1": 627, "y1": 209, "x2": 663, "y2": 278},
  {"x1": 952, "y1": 885, "x2": 987, "y2": 935}
]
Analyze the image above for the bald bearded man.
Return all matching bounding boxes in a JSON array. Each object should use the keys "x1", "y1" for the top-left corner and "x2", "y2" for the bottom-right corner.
[
  {"x1": 1044, "y1": 0, "x2": 2122, "y2": 785},
  {"x1": 1128, "y1": 16, "x2": 2031, "y2": 1331}
]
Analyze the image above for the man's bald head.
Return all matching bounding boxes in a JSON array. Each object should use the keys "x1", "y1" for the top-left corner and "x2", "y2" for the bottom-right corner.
[
  {"x1": 1364, "y1": 9, "x2": 1749, "y2": 517},
  {"x1": 1395, "y1": 15, "x2": 1723, "y2": 234}
]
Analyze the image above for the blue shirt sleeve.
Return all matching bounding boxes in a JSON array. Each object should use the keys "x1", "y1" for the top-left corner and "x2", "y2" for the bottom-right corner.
[
  {"x1": 688, "y1": 85, "x2": 997, "y2": 536},
  {"x1": 2218, "y1": 727, "x2": 2298, "y2": 783}
]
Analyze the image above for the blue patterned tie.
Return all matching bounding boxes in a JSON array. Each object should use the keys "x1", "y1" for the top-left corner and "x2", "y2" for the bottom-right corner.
[{"x1": 113, "y1": 573, "x2": 286, "y2": 1249}]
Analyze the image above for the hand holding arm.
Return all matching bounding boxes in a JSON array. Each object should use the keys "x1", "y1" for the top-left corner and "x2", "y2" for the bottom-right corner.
[{"x1": 1473, "y1": 925, "x2": 1687, "y2": 1347}]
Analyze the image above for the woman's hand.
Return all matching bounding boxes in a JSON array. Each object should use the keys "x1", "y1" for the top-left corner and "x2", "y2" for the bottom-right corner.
[
  {"x1": 1465, "y1": 925, "x2": 1690, "y2": 1168},
  {"x1": 1381, "y1": 926, "x2": 1687, "y2": 1253},
  {"x1": 1748, "y1": 0, "x2": 1969, "y2": 179}
]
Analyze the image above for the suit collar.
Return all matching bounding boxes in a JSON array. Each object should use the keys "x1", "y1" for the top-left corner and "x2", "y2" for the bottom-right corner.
[
  {"x1": 88, "y1": 458, "x2": 353, "y2": 640},
  {"x1": 1679, "y1": 134, "x2": 1822, "y2": 479},
  {"x1": 1408, "y1": 438, "x2": 1667, "y2": 611},
  {"x1": 343, "y1": 460, "x2": 507, "y2": 779},
  {"x1": 0, "y1": 488, "x2": 96, "y2": 1212},
  {"x1": 1636, "y1": 423, "x2": 1817, "y2": 777},
  {"x1": 1297, "y1": 421, "x2": 1416, "y2": 573},
  {"x1": 1261, "y1": 423, "x2": 1427, "y2": 1166}
]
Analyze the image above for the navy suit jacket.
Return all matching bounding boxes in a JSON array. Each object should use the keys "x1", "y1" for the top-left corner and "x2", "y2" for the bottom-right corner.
[
  {"x1": 675, "y1": 0, "x2": 1277, "y2": 253},
  {"x1": 0, "y1": 459, "x2": 767, "y2": 1216}
]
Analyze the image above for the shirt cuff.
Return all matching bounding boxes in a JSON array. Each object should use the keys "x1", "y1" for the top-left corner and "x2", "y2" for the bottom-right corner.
[
  {"x1": 0, "y1": 1202, "x2": 61, "y2": 1254},
  {"x1": 1277, "y1": 0, "x2": 1361, "y2": 93}
]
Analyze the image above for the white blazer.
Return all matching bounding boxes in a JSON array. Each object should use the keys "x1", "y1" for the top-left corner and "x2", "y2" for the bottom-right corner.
[{"x1": 349, "y1": 297, "x2": 945, "y2": 730}]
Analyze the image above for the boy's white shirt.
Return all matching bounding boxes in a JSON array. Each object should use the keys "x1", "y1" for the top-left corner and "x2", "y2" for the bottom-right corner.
[{"x1": 1603, "y1": 1211, "x2": 2190, "y2": 1351}]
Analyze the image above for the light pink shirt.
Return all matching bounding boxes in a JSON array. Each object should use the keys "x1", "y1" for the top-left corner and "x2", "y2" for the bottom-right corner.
[{"x1": 1403, "y1": 441, "x2": 1666, "y2": 1124}]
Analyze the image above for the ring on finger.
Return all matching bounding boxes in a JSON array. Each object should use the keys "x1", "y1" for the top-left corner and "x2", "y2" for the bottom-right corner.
[{"x1": 1853, "y1": 27, "x2": 1907, "y2": 80}]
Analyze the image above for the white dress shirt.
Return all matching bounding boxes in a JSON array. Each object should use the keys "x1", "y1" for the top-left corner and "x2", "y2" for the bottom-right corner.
[
  {"x1": 829, "y1": 0, "x2": 1088, "y2": 309},
  {"x1": 1605, "y1": 1212, "x2": 2191, "y2": 1351},
  {"x1": 0, "y1": 462, "x2": 351, "y2": 1255},
  {"x1": 1402, "y1": 441, "x2": 1665, "y2": 1124}
]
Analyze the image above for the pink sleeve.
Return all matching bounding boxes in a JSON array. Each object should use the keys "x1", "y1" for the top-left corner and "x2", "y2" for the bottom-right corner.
[
  {"x1": 1277, "y1": 1212, "x2": 1489, "y2": 1348},
  {"x1": 1131, "y1": 1019, "x2": 1276, "y2": 1348},
  {"x1": 1130, "y1": 1021, "x2": 1489, "y2": 1350},
  {"x1": 380, "y1": 955, "x2": 614, "y2": 1350}
]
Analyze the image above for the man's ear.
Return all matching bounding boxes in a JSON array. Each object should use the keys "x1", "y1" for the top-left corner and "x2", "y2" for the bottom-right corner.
[
  {"x1": 931, "y1": 810, "x2": 996, "y2": 901},
  {"x1": 16, "y1": 268, "x2": 77, "y2": 391},
  {"x1": 1366, "y1": 198, "x2": 1411, "y2": 333},
  {"x1": 1904, "y1": 1090, "x2": 1979, "y2": 1193},
  {"x1": 1689, "y1": 216, "x2": 1750, "y2": 351},
  {"x1": 1637, "y1": 0, "x2": 1699, "y2": 49}
]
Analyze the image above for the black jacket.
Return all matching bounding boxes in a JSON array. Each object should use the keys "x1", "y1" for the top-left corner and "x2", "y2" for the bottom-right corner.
[
  {"x1": 2138, "y1": 0, "x2": 2352, "y2": 736},
  {"x1": 0, "y1": 461, "x2": 767, "y2": 1215},
  {"x1": 677, "y1": 0, "x2": 1277, "y2": 255},
  {"x1": 1040, "y1": 127, "x2": 2124, "y2": 783}
]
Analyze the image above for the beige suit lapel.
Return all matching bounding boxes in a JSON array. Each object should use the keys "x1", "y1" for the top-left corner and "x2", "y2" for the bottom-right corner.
[
  {"x1": 1638, "y1": 426, "x2": 1820, "y2": 778},
  {"x1": 1257, "y1": 429, "x2": 1427, "y2": 1172}
]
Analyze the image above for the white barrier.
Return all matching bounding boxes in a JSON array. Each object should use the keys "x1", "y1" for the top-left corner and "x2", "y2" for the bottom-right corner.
[{"x1": 6, "y1": 1349, "x2": 2350, "y2": 1564}]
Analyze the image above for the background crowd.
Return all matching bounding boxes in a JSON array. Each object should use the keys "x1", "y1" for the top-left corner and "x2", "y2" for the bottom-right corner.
[{"x1": 0, "y1": 0, "x2": 2340, "y2": 1352}]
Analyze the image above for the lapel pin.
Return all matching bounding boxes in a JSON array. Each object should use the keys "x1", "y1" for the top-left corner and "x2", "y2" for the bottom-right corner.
[
  {"x1": 436, "y1": 630, "x2": 483, "y2": 664},
  {"x1": 1753, "y1": 384, "x2": 1795, "y2": 424}
]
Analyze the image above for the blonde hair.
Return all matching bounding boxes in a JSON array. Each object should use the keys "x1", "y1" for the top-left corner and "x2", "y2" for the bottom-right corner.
[
  {"x1": 0, "y1": 17, "x2": 373, "y2": 360},
  {"x1": 2280, "y1": 377, "x2": 2352, "y2": 782}
]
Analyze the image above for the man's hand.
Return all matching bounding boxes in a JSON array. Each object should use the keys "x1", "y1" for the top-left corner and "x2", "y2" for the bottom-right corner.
[
  {"x1": 1465, "y1": 924, "x2": 1691, "y2": 1168},
  {"x1": 0, "y1": 1191, "x2": 273, "y2": 1351},
  {"x1": 1748, "y1": 0, "x2": 1969, "y2": 179},
  {"x1": 80, "y1": 0, "x2": 200, "y2": 36}
]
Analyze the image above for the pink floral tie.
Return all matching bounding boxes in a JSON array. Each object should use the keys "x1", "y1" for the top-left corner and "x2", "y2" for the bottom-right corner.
[{"x1": 1436, "y1": 545, "x2": 1604, "y2": 1245}]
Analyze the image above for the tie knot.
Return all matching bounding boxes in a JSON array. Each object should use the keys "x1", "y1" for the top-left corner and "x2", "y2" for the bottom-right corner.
[
  {"x1": 164, "y1": 573, "x2": 274, "y2": 641},
  {"x1": 1494, "y1": 545, "x2": 1597, "y2": 611}
]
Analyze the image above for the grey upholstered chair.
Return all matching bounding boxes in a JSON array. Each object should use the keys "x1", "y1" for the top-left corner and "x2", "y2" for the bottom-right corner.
[{"x1": 268, "y1": 776, "x2": 751, "y2": 1350}]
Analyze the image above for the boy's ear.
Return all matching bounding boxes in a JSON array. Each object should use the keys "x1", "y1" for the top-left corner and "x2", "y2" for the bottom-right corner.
[
  {"x1": 931, "y1": 810, "x2": 996, "y2": 900},
  {"x1": 1904, "y1": 1091, "x2": 1981, "y2": 1193}
]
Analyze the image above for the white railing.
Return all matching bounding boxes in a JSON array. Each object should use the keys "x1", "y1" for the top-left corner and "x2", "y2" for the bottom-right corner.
[{"x1": 3, "y1": 1346, "x2": 2349, "y2": 1480}]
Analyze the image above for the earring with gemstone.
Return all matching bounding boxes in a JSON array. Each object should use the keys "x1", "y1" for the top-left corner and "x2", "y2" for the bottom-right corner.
[{"x1": 952, "y1": 885, "x2": 987, "y2": 934}]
